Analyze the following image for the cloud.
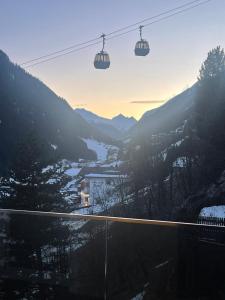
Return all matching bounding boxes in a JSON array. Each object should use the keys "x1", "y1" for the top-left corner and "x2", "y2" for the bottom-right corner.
[{"x1": 130, "y1": 100, "x2": 165, "y2": 104}]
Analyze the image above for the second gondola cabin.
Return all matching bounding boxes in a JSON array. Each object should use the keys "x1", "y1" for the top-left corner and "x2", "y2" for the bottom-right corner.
[
  {"x1": 135, "y1": 39, "x2": 150, "y2": 56},
  {"x1": 94, "y1": 34, "x2": 110, "y2": 69},
  {"x1": 134, "y1": 25, "x2": 150, "y2": 57}
]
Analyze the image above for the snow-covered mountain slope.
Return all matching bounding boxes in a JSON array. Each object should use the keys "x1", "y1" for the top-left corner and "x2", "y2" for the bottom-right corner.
[
  {"x1": 75, "y1": 108, "x2": 137, "y2": 139},
  {"x1": 75, "y1": 108, "x2": 109, "y2": 125},
  {"x1": 0, "y1": 50, "x2": 119, "y2": 175},
  {"x1": 82, "y1": 138, "x2": 119, "y2": 162},
  {"x1": 0, "y1": 50, "x2": 102, "y2": 174}
]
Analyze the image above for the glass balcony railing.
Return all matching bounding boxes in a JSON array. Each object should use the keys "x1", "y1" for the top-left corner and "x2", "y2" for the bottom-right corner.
[{"x1": 0, "y1": 208, "x2": 225, "y2": 299}]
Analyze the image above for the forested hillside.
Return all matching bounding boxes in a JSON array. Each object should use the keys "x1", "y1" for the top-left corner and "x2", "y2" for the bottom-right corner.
[
  {"x1": 127, "y1": 46, "x2": 225, "y2": 222},
  {"x1": 130, "y1": 84, "x2": 197, "y2": 141},
  {"x1": 0, "y1": 50, "x2": 113, "y2": 174}
]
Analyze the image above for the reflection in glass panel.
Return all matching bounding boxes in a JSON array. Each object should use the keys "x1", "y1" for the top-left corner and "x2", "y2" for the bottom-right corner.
[
  {"x1": 0, "y1": 212, "x2": 106, "y2": 299},
  {"x1": 107, "y1": 222, "x2": 225, "y2": 299},
  {"x1": 0, "y1": 211, "x2": 225, "y2": 299}
]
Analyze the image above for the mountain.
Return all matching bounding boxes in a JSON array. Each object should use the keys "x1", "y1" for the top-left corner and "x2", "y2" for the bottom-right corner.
[
  {"x1": 130, "y1": 85, "x2": 197, "y2": 141},
  {"x1": 111, "y1": 114, "x2": 137, "y2": 131},
  {"x1": 93, "y1": 123, "x2": 122, "y2": 140},
  {"x1": 0, "y1": 50, "x2": 111, "y2": 174},
  {"x1": 75, "y1": 108, "x2": 137, "y2": 139},
  {"x1": 74, "y1": 108, "x2": 109, "y2": 125},
  {"x1": 127, "y1": 46, "x2": 225, "y2": 221}
]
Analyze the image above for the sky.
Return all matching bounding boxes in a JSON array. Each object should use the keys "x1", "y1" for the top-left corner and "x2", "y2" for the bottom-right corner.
[{"x1": 1, "y1": 0, "x2": 225, "y2": 120}]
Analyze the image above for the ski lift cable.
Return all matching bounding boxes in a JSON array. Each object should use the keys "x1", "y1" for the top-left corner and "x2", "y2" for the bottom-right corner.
[
  {"x1": 24, "y1": 0, "x2": 213, "y2": 68},
  {"x1": 21, "y1": 0, "x2": 208, "y2": 66},
  {"x1": 106, "y1": 0, "x2": 212, "y2": 42},
  {"x1": 106, "y1": 0, "x2": 205, "y2": 37},
  {"x1": 20, "y1": 37, "x2": 101, "y2": 66},
  {"x1": 21, "y1": 0, "x2": 204, "y2": 66},
  {"x1": 24, "y1": 40, "x2": 102, "y2": 68}
]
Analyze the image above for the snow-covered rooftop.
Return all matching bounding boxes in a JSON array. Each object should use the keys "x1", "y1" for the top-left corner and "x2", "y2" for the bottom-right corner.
[
  {"x1": 199, "y1": 205, "x2": 225, "y2": 218},
  {"x1": 85, "y1": 173, "x2": 124, "y2": 179},
  {"x1": 64, "y1": 168, "x2": 81, "y2": 177}
]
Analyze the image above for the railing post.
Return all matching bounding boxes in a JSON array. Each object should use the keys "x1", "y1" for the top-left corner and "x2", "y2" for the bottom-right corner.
[{"x1": 104, "y1": 219, "x2": 108, "y2": 300}]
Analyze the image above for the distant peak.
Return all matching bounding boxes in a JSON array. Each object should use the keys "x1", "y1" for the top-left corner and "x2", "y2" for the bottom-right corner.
[
  {"x1": 75, "y1": 108, "x2": 86, "y2": 112},
  {"x1": 75, "y1": 108, "x2": 137, "y2": 124},
  {"x1": 113, "y1": 113, "x2": 125, "y2": 120},
  {"x1": 113, "y1": 114, "x2": 136, "y2": 121}
]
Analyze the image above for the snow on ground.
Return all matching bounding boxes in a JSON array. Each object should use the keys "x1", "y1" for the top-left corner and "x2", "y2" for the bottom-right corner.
[
  {"x1": 46, "y1": 178, "x2": 58, "y2": 184},
  {"x1": 82, "y1": 138, "x2": 108, "y2": 161},
  {"x1": 172, "y1": 138, "x2": 184, "y2": 147},
  {"x1": 161, "y1": 150, "x2": 167, "y2": 161},
  {"x1": 62, "y1": 179, "x2": 78, "y2": 193},
  {"x1": 199, "y1": 205, "x2": 225, "y2": 218},
  {"x1": 173, "y1": 157, "x2": 186, "y2": 168},
  {"x1": 42, "y1": 165, "x2": 54, "y2": 173},
  {"x1": 160, "y1": 139, "x2": 185, "y2": 162},
  {"x1": 64, "y1": 168, "x2": 81, "y2": 177},
  {"x1": 131, "y1": 291, "x2": 146, "y2": 300},
  {"x1": 82, "y1": 138, "x2": 119, "y2": 162},
  {"x1": 51, "y1": 144, "x2": 58, "y2": 150}
]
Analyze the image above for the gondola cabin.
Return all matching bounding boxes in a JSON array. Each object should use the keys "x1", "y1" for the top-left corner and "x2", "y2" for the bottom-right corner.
[
  {"x1": 94, "y1": 51, "x2": 110, "y2": 69},
  {"x1": 135, "y1": 40, "x2": 150, "y2": 56}
]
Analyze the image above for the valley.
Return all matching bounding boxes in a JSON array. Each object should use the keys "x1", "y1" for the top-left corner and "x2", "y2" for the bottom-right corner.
[{"x1": 1, "y1": 47, "x2": 225, "y2": 223}]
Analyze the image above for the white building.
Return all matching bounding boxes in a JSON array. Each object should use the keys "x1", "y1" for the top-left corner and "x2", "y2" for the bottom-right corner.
[{"x1": 80, "y1": 173, "x2": 124, "y2": 207}]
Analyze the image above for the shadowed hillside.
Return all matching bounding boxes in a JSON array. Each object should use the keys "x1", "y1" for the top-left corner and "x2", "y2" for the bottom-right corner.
[
  {"x1": 126, "y1": 47, "x2": 225, "y2": 222},
  {"x1": 130, "y1": 84, "x2": 197, "y2": 141},
  {"x1": 0, "y1": 51, "x2": 115, "y2": 174}
]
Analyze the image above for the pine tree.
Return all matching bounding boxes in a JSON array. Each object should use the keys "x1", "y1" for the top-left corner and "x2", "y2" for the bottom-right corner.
[
  {"x1": 1, "y1": 131, "x2": 72, "y2": 298},
  {"x1": 195, "y1": 46, "x2": 225, "y2": 148},
  {"x1": 198, "y1": 46, "x2": 225, "y2": 81},
  {"x1": 194, "y1": 46, "x2": 225, "y2": 185}
]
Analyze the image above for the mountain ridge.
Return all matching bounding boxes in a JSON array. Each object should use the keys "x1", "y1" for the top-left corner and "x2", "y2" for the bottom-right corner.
[
  {"x1": 75, "y1": 108, "x2": 137, "y2": 139},
  {"x1": 0, "y1": 50, "x2": 114, "y2": 174},
  {"x1": 129, "y1": 84, "x2": 197, "y2": 141}
]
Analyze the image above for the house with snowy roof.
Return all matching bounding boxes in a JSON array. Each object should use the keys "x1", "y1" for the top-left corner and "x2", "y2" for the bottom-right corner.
[{"x1": 80, "y1": 171, "x2": 126, "y2": 207}]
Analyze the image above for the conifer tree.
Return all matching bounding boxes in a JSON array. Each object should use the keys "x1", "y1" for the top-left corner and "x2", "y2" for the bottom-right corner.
[
  {"x1": 195, "y1": 46, "x2": 225, "y2": 184},
  {"x1": 1, "y1": 131, "x2": 71, "y2": 298},
  {"x1": 196, "y1": 46, "x2": 225, "y2": 146},
  {"x1": 198, "y1": 46, "x2": 225, "y2": 81}
]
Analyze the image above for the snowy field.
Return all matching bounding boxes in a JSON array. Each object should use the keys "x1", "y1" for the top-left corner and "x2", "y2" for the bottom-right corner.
[
  {"x1": 82, "y1": 138, "x2": 118, "y2": 162},
  {"x1": 82, "y1": 138, "x2": 108, "y2": 161}
]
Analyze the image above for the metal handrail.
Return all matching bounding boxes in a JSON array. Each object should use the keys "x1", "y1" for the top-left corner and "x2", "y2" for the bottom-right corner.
[{"x1": 0, "y1": 208, "x2": 224, "y2": 228}]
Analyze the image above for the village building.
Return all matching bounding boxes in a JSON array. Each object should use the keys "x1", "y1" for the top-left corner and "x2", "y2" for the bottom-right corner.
[{"x1": 80, "y1": 172, "x2": 125, "y2": 207}]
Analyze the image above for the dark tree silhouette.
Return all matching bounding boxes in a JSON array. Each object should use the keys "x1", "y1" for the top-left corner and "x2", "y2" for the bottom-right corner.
[
  {"x1": 128, "y1": 46, "x2": 225, "y2": 221},
  {"x1": 0, "y1": 132, "x2": 72, "y2": 298}
]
